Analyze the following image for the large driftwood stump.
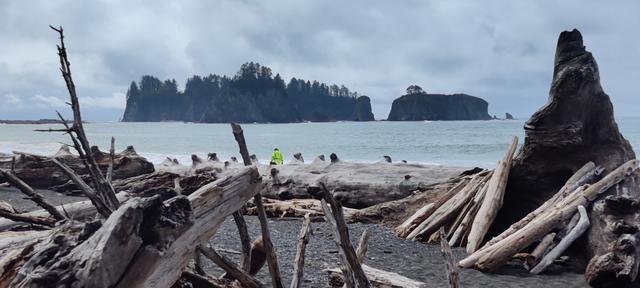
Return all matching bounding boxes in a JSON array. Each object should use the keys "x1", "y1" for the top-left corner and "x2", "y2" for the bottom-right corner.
[{"x1": 484, "y1": 29, "x2": 640, "y2": 286}]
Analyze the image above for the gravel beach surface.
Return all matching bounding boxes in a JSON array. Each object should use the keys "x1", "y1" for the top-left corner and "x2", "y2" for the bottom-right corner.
[
  {"x1": 0, "y1": 186, "x2": 85, "y2": 212},
  {"x1": 208, "y1": 216, "x2": 588, "y2": 287},
  {"x1": 3, "y1": 188, "x2": 588, "y2": 287}
]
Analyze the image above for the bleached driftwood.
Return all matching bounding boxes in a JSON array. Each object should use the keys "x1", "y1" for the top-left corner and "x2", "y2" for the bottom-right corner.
[
  {"x1": 466, "y1": 136, "x2": 518, "y2": 253},
  {"x1": 231, "y1": 123, "x2": 284, "y2": 288},
  {"x1": 395, "y1": 178, "x2": 470, "y2": 238},
  {"x1": 290, "y1": 214, "x2": 312, "y2": 288},
  {"x1": 482, "y1": 161, "x2": 598, "y2": 250},
  {"x1": 530, "y1": 205, "x2": 590, "y2": 274},
  {"x1": 407, "y1": 172, "x2": 489, "y2": 241},
  {"x1": 460, "y1": 159, "x2": 639, "y2": 272},
  {"x1": 327, "y1": 265, "x2": 427, "y2": 288},
  {"x1": 320, "y1": 185, "x2": 371, "y2": 288},
  {"x1": 525, "y1": 232, "x2": 556, "y2": 269},
  {"x1": 115, "y1": 167, "x2": 261, "y2": 287},
  {"x1": 355, "y1": 229, "x2": 371, "y2": 263},
  {"x1": 245, "y1": 198, "x2": 358, "y2": 219},
  {"x1": 449, "y1": 178, "x2": 489, "y2": 247}
]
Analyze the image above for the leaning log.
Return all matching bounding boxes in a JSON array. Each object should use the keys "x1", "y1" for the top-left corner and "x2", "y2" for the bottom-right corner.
[
  {"x1": 327, "y1": 265, "x2": 427, "y2": 288},
  {"x1": 115, "y1": 167, "x2": 261, "y2": 287},
  {"x1": 290, "y1": 214, "x2": 312, "y2": 288},
  {"x1": 320, "y1": 186, "x2": 371, "y2": 288},
  {"x1": 466, "y1": 136, "x2": 518, "y2": 253},
  {"x1": 530, "y1": 205, "x2": 590, "y2": 274}
]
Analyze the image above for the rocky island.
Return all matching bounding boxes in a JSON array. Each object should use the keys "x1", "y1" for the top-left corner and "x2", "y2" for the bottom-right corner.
[
  {"x1": 122, "y1": 62, "x2": 374, "y2": 123},
  {"x1": 387, "y1": 85, "x2": 492, "y2": 121}
]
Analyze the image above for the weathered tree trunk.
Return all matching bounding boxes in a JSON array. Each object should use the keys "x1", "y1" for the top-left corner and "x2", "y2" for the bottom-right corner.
[
  {"x1": 484, "y1": 29, "x2": 640, "y2": 286},
  {"x1": 116, "y1": 167, "x2": 261, "y2": 287},
  {"x1": 290, "y1": 214, "x2": 311, "y2": 288}
]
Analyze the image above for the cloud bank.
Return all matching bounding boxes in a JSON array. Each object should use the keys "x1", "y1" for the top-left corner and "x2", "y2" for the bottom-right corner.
[{"x1": 0, "y1": 0, "x2": 638, "y2": 120}]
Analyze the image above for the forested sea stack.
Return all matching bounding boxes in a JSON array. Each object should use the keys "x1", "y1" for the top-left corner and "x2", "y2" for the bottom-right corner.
[
  {"x1": 387, "y1": 85, "x2": 492, "y2": 121},
  {"x1": 122, "y1": 62, "x2": 374, "y2": 123}
]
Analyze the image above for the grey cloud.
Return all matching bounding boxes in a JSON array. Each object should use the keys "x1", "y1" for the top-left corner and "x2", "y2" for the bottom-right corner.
[{"x1": 0, "y1": 0, "x2": 639, "y2": 121}]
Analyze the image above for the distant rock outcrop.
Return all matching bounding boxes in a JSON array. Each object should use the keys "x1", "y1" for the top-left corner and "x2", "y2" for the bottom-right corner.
[
  {"x1": 505, "y1": 112, "x2": 514, "y2": 120},
  {"x1": 350, "y1": 96, "x2": 375, "y2": 121},
  {"x1": 387, "y1": 89, "x2": 492, "y2": 121},
  {"x1": 122, "y1": 62, "x2": 374, "y2": 123}
]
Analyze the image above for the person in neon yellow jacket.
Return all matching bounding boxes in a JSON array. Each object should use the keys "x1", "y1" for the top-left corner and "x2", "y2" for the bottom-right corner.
[{"x1": 270, "y1": 148, "x2": 284, "y2": 165}]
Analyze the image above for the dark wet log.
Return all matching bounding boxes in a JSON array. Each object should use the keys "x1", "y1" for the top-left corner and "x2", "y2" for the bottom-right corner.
[
  {"x1": 290, "y1": 214, "x2": 311, "y2": 288},
  {"x1": 0, "y1": 169, "x2": 65, "y2": 221},
  {"x1": 0, "y1": 146, "x2": 154, "y2": 190},
  {"x1": 106, "y1": 137, "x2": 115, "y2": 184}
]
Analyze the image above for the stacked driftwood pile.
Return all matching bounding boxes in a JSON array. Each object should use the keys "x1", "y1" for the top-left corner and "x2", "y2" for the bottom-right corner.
[{"x1": 394, "y1": 136, "x2": 517, "y2": 249}]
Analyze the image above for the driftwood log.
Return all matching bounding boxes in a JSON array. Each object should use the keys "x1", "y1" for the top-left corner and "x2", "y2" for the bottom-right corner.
[
  {"x1": 290, "y1": 214, "x2": 311, "y2": 288},
  {"x1": 0, "y1": 146, "x2": 154, "y2": 191}
]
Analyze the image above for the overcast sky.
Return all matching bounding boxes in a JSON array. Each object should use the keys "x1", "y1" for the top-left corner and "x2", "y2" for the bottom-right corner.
[{"x1": 1, "y1": 0, "x2": 638, "y2": 121}]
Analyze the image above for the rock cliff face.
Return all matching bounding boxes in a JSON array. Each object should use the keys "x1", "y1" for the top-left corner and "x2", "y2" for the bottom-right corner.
[
  {"x1": 122, "y1": 63, "x2": 374, "y2": 123},
  {"x1": 350, "y1": 96, "x2": 375, "y2": 121},
  {"x1": 493, "y1": 29, "x2": 639, "y2": 286},
  {"x1": 386, "y1": 92, "x2": 492, "y2": 121}
]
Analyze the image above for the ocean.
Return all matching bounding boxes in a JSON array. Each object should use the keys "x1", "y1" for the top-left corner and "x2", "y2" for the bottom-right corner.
[{"x1": 1, "y1": 118, "x2": 639, "y2": 168}]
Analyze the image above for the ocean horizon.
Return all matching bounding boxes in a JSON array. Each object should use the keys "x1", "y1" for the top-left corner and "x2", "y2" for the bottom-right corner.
[{"x1": 2, "y1": 117, "x2": 639, "y2": 168}]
